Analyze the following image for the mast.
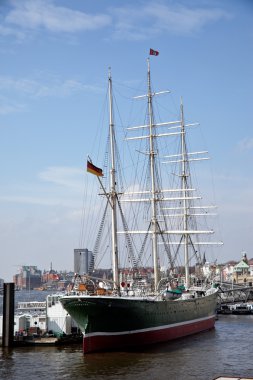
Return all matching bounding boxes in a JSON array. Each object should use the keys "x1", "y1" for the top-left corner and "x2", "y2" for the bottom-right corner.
[
  {"x1": 108, "y1": 69, "x2": 119, "y2": 291},
  {"x1": 147, "y1": 59, "x2": 159, "y2": 290},
  {"x1": 161, "y1": 100, "x2": 223, "y2": 286},
  {"x1": 180, "y1": 99, "x2": 190, "y2": 287},
  {"x1": 123, "y1": 60, "x2": 170, "y2": 290}
]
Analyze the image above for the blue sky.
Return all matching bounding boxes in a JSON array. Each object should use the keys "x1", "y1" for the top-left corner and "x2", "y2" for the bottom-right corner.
[{"x1": 0, "y1": 0, "x2": 252, "y2": 281}]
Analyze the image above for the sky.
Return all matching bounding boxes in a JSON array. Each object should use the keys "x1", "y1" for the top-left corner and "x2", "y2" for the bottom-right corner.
[{"x1": 0, "y1": 0, "x2": 252, "y2": 281}]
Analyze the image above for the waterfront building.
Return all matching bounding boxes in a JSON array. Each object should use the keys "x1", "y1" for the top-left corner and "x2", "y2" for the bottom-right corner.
[
  {"x1": 219, "y1": 261, "x2": 236, "y2": 282},
  {"x1": 233, "y1": 251, "x2": 252, "y2": 285},
  {"x1": 74, "y1": 248, "x2": 94, "y2": 274},
  {"x1": 13, "y1": 266, "x2": 42, "y2": 290}
]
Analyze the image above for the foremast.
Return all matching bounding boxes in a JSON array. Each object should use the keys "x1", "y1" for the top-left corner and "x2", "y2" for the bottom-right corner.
[{"x1": 108, "y1": 69, "x2": 119, "y2": 292}]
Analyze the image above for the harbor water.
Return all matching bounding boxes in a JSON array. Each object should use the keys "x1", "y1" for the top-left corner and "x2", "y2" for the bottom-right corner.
[{"x1": 1, "y1": 291, "x2": 253, "y2": 379}]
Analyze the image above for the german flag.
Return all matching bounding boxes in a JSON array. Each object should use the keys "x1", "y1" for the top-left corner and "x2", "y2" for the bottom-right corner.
[{"x1": 87, "y1": 160, "x2": 103, "y2": 177}]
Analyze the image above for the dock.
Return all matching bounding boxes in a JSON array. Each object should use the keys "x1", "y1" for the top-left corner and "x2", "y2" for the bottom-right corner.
[
  {"x1": 1, "y1": 334, "x2": 82, "y2": 347},
  {"x1": 218, "y1": 283, "x2": 253, "y2": 304}
]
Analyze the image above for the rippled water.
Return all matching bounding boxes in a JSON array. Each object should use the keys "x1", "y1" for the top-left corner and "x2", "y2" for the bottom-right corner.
[{"x1": 1, "y1": 314, "x2": 253, "y2": 380}]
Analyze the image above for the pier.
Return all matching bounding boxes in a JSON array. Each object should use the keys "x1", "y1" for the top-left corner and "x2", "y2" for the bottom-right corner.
[
  {"x1": 217, "y1": 282, "x2": 253, "y2": 304},
  {"x1": 217, "y1": 282, "x2": 253, "y2": 314}
]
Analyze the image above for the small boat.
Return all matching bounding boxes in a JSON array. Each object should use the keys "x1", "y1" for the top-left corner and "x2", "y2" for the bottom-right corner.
[
  {"x1": 60, "y1": 59, "x2": 222, "y2": 353},
  {"x1": 218, "y1": 304, "x2": 233, "y2": 314},
  {"x1": 231, "y1": 303, "x2": 252, "y2": 315}
]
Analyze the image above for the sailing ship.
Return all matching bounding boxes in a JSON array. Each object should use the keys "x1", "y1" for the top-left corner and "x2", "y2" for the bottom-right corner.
[{"x1": 60, "y1": 59, "x2": 222, "y2": 353}]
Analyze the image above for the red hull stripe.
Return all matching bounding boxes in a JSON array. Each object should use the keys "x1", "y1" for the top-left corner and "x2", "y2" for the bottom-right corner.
[
  {"x1": 83, "y1": 315, "x2": 215, "y2": 353},
  {"x1": 84, "y1": 314, "x2": 215, "y2": 338}
]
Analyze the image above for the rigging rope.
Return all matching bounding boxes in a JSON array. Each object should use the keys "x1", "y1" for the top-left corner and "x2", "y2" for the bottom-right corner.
[
  {"x1": 136, "y1": 222, "x2": 151, "y2": 267},
  {"x1": 89, "y1": 201, "x2": 109, "y2": 274},
  {"x1": 117, "y1": 197, "x2": 137, "y2": 269}
]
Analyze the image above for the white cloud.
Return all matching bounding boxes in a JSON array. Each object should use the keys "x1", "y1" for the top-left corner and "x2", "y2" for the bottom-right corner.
[
  {"x1": 0, "y1": 166, "x2": 84, "y2": 207},
  {"x1": 6, "y1": 0, "x2": 111, "y2": 32},
  {"x1": 144, "y1": 3, "x2": 231, "y2": 35},
  {"x1": 0, "y1": 74, "x2": 102, "y2": 114},
  {"x1": 0, "y1": 194, "x2": 62, "y2": 206},
  {"x1": 2, "y1": 1, "x2": 232, "y2": 42},
  {"x1": 38, "y1": 166, "x2": 84, "y2": 189},
  {"x1": 214, "y1": 173, "x2": 249, "y2": 182},
  {"x1": 0, "y1": 99, "x2": 26, "y2": 115},
  {"x1": 34, "y1": 79, "x2": 102, "y2": 97},
  {"x1": 0, "y1": 75, "x2": 102, "y2": 99},
  {"x1": 0, "y1": 76, "x2": 39, "y2": 95},
  {"x1": 111, "y1": 3, "x2": 231, "y2": 40},
  {"x1": 0, "y1": 24, "x2": 25, "y2": 39},
  {"x1": 237, "y1": 137, "x2": 253, "y2": 152}
]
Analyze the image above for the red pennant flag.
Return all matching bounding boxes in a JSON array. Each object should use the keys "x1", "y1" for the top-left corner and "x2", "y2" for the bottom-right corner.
[{"x1": 150, "y1": 48, "x2": 159, "y2": 56}]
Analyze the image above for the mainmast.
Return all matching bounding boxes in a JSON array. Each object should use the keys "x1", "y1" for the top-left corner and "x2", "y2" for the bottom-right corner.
[
  {"x1": 123, "y1": 60, "x2": 170, "y2": 290},
  {"x1": 108, "y1": 69, "x2": 119, "y2": 291},
  {"x1": 147, "y1": 59, "x2": 159, "y2": 290}
]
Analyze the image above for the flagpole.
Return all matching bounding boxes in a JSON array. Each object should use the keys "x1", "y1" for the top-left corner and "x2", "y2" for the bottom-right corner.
[{"x1": 97, "y1": 176, "x2": 113, "y2": 209}]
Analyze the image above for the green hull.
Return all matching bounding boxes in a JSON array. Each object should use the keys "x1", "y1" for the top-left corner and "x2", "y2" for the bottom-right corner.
[{"x1": 60, "y1": 290, "x2": 217, "y2": 335}]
